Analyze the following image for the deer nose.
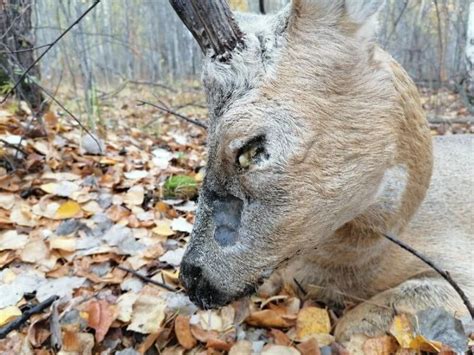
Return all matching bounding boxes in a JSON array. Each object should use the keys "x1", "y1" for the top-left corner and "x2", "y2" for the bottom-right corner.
[
  {"x1": 180, "y1": 259, "x2": 202, "y2": 291},
  {"x1": 179, "y1": 258, "x2": 231, "y2": 309}
]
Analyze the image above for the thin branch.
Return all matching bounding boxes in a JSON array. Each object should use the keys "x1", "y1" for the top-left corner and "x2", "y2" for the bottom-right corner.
[
  {"x1": 31, "y1": 80, "x2": 103, "y2": 154},
  {"x1": 0, "y1": 295, "x2": 59, "y2": 339},
  {"x1": 117, "y1": 265, "x2": 177, "y2": 292},
  {"x1": 1, "y1": 0, "x2": 101, "y2": 104},
  {"x1": 383, "y1": 233, "x2": 474, "y2": 319},
  {"x1": 1, "y1": 43, "x2": 52, "y2": 54},
  {"x1": 386, "y1": 0, "x2": 409, "y2": 43},
  {"x1": 137, "y1": 100, "x2": 208, "y2": 129},
  {"x1": 0, "y1": 139, "x2": 28, "y2": 156}
]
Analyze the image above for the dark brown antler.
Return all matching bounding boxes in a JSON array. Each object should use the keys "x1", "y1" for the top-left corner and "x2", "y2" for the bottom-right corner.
[{"x1": 169, "y1": 0, "x2": 245, "y2": 62}]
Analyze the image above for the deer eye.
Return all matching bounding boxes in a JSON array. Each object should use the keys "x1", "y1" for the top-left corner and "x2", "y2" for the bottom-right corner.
[
  {"x1": 236, "y1": 136, "x2": 267, "y2": 170},
  {"x1": 238, "y1": 146, "x2": 259, "y2": 169}
]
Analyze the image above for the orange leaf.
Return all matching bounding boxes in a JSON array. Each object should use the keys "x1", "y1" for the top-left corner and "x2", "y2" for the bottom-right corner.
[
  {"x1": 363, "y1": 335, "x2": 399, "y2": 355},
  {"x1": 246, "y1": 310, "x2": 295, "y2": 328},
  {"x1": 297, "y1": 338, "x2": 321, "y2": 355},
  {"x1": 174, "y1": 315, "x2": 197, "y2": 350},
  {"x1": 86, "y1": 300, "x2": 118, "y2": 342},
  {"x1": 269, "y1": 329, "x2": 292, "y2": 346}
]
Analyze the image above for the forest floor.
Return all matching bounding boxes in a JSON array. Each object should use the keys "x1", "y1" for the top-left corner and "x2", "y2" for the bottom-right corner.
[{"x1": 0, "y1": 84, "x2": 473, "y2": 355}]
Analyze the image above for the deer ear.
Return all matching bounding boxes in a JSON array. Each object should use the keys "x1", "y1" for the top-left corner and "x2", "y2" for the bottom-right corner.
[{"x1": 290, "y1": 0, "x2": 384, "y2": 39}]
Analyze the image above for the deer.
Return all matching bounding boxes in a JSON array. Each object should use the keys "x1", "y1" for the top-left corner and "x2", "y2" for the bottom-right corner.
[{"x1": 169, "y1": 0, "x2": 474, "y2": 341}]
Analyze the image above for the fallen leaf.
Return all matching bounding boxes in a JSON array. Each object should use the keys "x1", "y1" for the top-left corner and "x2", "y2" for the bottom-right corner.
[
  {"x1": 128, "y1": 293, "x2": 166, "y2": 334},
  {"x1": 0, "y1": 306, "x2": 22, "y2": 326},
  {"x1": 229, "y1": 340, "x2": 252, "y2": 355},
  {"x1": 0, "y1": 193, "x2": 15, "y2": 209},
  {"x1": 270, "y1": 329, "x2": 292, "y2": 346},
  {"x1": 48, "y1": 237, "x2": 76, "y2": 252},
  {"x1": 363, "y1": 335, "x2": 399, "y2": 355},
  {"x1": 170, "y1": 217, "x2": 193, "y2": 233},
  {"x1": 117, "y1": 292, "x2": 139, "y2": 322},
  {"x1": 86, "y1": 299, "x2": 118, "y2": 342},
  {"x1": 40, "y1": 181, "x2": 80, "y2": 197},
  {"x1": 296, "y1": 307, "x2": 331, "y2": 340},
  {"x1": 124, "y1": 185, "x2": 145, "y2": 206},
  {"x1": 175, "y1": 315, "x2": 197, "y2": 349},
  {"x1": 152, "y1": 220, "x2": 175, "y2": 237},
  {"x1": 246, "y1": 309, "x2": 295, "y2": 329},
  {"x1": 54, "y1": 200, "x2": 81, "y2": 219},
  {"x1": 297, "y1": 338, "x2": 321, "y2": 355},
  {"x1": 261, "y1": 345, "x2": 300, "y2": 355},
  {"x1": 159, "y1": 248, "x2": 185, "y2": 266},
  {"x1": 0, "y1": 230, "x2": 28, "y2": 250}
]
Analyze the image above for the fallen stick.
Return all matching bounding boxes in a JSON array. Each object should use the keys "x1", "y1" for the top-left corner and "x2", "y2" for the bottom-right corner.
[
  {"x1": 0, "y1": 295, "x2": 59, "y2": 339},
  {"x1": 383, "y1": 233, "x2": 473, "y2": 319},
  {"x1": 137, "y1": 100, "x2": 208, "y2": 130},
  {"x1": 117, "y1": 265, "x2": 177, "y2": 292}
]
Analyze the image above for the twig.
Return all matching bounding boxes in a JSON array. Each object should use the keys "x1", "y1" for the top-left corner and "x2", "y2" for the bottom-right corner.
[
  {"x1": 0, "y1": 295, "x2": 59, "y2": 339},
  {"x1": 117, "y1": 265, "x2": 177, "y2": 292},
  {"x1": 137, "y1": 100, "x2": 208, "y2": 130},
  {"x1": 31, "y1": 81, "x2": 103, "y2": 154},
  {"x1": 383, "y1": 233, "x2": 474, "y2": 319},
  {"x1": 0, "y1": 139, "x2": 28, "y2": 156},
  {"x1": 0, "y1": 0, "x2": 101, "y2": 104},
  {"x1": 293, "y1": 278, "x2": 307, "y2": 296}
]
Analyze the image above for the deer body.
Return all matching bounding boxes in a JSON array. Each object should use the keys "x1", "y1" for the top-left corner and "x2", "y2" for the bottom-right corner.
[{"x1": 170, "y1": 0, "x2": 474, "y2": 341}]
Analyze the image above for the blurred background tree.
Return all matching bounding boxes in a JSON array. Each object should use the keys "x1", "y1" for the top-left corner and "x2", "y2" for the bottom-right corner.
[{"x1": 1, "y1": 0, "x2": 472, "y2": 126}]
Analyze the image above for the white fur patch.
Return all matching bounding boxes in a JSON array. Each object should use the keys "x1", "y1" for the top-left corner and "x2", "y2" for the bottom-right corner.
[{"x1": 375, "y1": 165, "x2": 408, "y2": 210}]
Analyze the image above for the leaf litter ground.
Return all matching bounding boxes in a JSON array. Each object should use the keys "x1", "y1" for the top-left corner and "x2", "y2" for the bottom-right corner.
[{"x1": 0, "y1": 86, "x2": 472, "y2": 354}]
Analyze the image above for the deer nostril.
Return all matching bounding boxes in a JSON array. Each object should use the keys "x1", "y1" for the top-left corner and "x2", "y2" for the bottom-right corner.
[{"x1": 180, "y1": 260, "x2": 202, "y2": 290}]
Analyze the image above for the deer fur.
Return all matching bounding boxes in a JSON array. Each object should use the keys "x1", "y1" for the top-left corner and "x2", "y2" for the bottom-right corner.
[{"x1": 178, "y1": 0, "x2": 474, "y2": 341}]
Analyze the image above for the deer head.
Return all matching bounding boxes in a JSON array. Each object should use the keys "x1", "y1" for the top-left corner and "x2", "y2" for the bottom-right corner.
[{"x1": 171, "y1": 0, "x2": 432, "y2": 309}]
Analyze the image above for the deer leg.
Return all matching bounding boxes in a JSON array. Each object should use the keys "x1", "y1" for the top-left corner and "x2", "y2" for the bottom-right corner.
[{"x1": 334, "y1": 277, "x2": 466, "y2": 342}]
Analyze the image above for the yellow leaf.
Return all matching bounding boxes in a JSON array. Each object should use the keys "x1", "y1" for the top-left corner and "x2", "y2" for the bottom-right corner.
[
  {"x1": 410, "y1": 335, "x2": 442, "y2": 353},
  {"x1": 49, "y1": 237, "x2": 76, "y2": 252},
  {"x1": 0, "y1": 306, "x2": 22, "y2": 326},
  {"x1": 296, "y1": 307, "x2": 331, "y2": 340},
  {"x1": 152, "y1": 221, "x2": 175, "y2": 237},
  {"x1": 389, "y1": 314, "x2": 415, "y2": 348},
  {"x1": 55, "y1": 200, "x2": 81, "y2": 219}
]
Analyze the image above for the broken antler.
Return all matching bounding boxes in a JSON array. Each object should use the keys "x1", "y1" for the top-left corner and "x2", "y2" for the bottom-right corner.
[{"x1": 169, "y1": 0, "x2": 244, "y2": 62}]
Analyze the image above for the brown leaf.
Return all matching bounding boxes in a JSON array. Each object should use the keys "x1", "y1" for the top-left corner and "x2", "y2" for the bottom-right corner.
[
  {"x1": 246, "y1": 309, "x2": 295, "y2": 329},
  {"x1": 174, "y1": 315, "x2": 197, "y2": 350},
  {"x1": 206, "y1": 337, "x2": 233, "y2": 351},
  {"x1": 362, "y1": 335, "x2": 399, "y2": 355},
  {"x1": 190, "y1": 324, "x2": 219, "y2": 343},
  {"x1": 86, "y1": 299, "x2": 118, "y2": 342},
  {"x1": 297, "y1": 338, "x2": 321, "y2": 355},
  {"x1": 270, "y1": 329, "x2": 292, "y2": 346}
]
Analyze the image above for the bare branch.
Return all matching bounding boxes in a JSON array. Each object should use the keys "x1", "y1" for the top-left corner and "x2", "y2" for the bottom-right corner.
[
  {"x1": 383, "y1": 233, "x2": 473, "y2": 319},
  {"x1": 0, "y1": 295, "x2": 59, "y2": 339},
  {"x1": 117, "y1": 265, "x2": 177, "y2": 292},
  {"x1": 1, "y1": 0, "x2": 101, "y2": 104},
  {"x1": 137, "y1": 100, "x2": 208, "y2": 130}
]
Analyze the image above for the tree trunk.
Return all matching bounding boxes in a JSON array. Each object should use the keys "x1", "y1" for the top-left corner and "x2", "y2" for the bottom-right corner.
[
  {"x1": 466, "y1": 0, "x2": 474, "y2": 111},
  {"x1": 0, "y1": 0, "x2": 47, "y2": 114}
]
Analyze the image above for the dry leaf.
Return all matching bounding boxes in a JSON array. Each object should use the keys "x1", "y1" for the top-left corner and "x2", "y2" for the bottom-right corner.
[
  {"x1": 175, "y1": 315, "x2": 197, "y2": 349},
  {"x1": 297, "y1": 338, "x2": 321, "y2": 355},
  {"x1": 0, "y1": 306, "x2": 22, "y2": 326},
  {"x1": 124, "y1": 185, "x2": 145, "y2": 206},
  {"x1": 246, "y1": 309, "x2": 295, "y2": 329},
  {"x1": 229, "y1": 340, "x2": 252, "y2": 355},
  {"x1": 128, "y1": 293, "x2": 166, "y2": 334},
  {"x1": 54, "y1": 200, "x2": 81, "y2": 219},
  {"x1": 296, "y1": 307, "x2": 331, "y2": 340},
  {"x1": 86, "y1": 299, "x2": 118, "y2": 342},
  {"x1": 270, "y1": 329, "x2": 292, "y2": 346},
  {"x1": 117, "y1": 292, "x2": 139, "y2": 322},
  {"x1": 363, "y1": 335, "x2": 399, "y2": 355},
  {"x1": 261, "y1": 345, "x2": 300, "y2": 355}
]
